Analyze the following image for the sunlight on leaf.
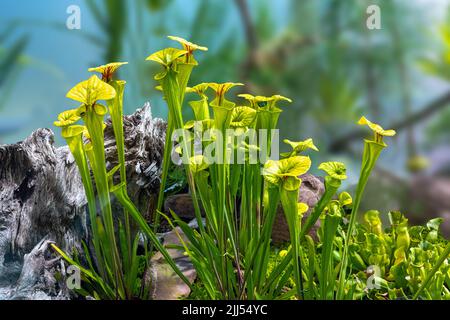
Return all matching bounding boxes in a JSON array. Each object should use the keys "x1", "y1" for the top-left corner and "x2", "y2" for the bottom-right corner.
[
  {"x1": 297, "y1": 202, "x2": 309, "y2": 216},
  {"x1": 186, "y1": 82, "x2": 211, "y2": 97},
  {"x1": 88, "y1": 62, "x2": 128, "y2": 82},
  {"x1": 358, "y1": 116, "x2": 396, "y2": 136},
  {"x1": 282, "y1": 175, "x2": 301, "y2": 191},
  {"x1": 229, "y1": 106, "x2": 257, "y2": 128},
  {"x1": 318, "y1": 161, "x2": 347, "y2": 181},
  {"x1": 145, "y1": 47, "x2": 188, "y2": 67},
  {"x1": 282, "y1": 138, "x2": 318, "y2": 157},
  {"x1": 338, "y1": 192, "x2": 352, "y2": 207},
  {"x1": 66, "y1": 75, "x2": 116, "y2": 106},
  {"x1": 54, "y1": 108, "x2": 81, "y2": 127},
  {"x1": 61, "y1": 124, "x2": 85, "y2": 139},
  {"x1": 263, "y1": 156, "x2": 311, "y2": 185},
  {"x1": 168, "y1": 36, "x2": 208, "y2": 53}
]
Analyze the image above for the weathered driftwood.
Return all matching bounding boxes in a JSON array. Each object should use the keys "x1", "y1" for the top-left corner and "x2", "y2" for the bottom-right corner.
[{"x1": 0, "y1": 103, "x2": 166, "y2": 299}]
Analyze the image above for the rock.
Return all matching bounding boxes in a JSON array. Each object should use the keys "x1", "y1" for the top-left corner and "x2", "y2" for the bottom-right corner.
[
  {"x1": 164, "y1": 193, "x2": 204, "y2": 220},
  {"x1": 0, "y1": 103, "x2": 166, "y2": 299},
  {"x1": 148, "y1": 227, "x2": 196, "y2": 300},
  {"x1": 271, "y1": 173, "x2": 325, "y2": 244},
  {"x1": 407, "y1": 175, "x2": 450, "y2": 237}
]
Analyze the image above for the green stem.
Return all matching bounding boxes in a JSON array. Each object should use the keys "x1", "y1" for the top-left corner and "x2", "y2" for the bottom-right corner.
[
  {"x1": 252, "y1": 186, "x2": 280, "y2": 292},
  {"x1": 161, "y1": 71, "x2": 205, "y2": 234},
  {"x1": 112, "y1": 184, "x2": 193, "y2": 290},
  {"x1": 85, "y1": 108, "x2": 125, "y2": 297},
  {"x1": 154, "y1": 117, "x2": 174, "y2": 230},
  {"x1": 108, "y1": 80, "x2": 132, "y2": 271},
  {"x1": 320, "y1": 209, "x2": 341, "y2": 300},
  {"x1": 154, "y1": 61, "x2": 194, "y2": 229},
  {"x1": 280, "y1": 184, "x2": 304, "y2": 299},
  {"x1": 336, "y1": 140, "x2": 384, "y2": 299},
  {"x1": 64, "y1": 131, "x2": 105, "y2": 279}
]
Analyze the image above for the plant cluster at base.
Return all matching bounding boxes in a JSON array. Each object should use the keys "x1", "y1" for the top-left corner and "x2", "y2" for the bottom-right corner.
[{"x1": 53, "y1": 36, "x2": 450, "y2": 300}]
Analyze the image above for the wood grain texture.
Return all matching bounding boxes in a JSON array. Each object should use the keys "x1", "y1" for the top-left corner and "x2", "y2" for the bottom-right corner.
[{"x1": 0, "y1": 103, "x2": 166, "y2": 299}]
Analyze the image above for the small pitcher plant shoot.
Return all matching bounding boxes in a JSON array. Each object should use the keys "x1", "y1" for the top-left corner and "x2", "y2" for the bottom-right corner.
[
  {"x1": 336, "y1": 116, "x2": 396, "y2": 299},
  {"x1": 49, "y1": 36, "x2": 449, "y2": 300}
]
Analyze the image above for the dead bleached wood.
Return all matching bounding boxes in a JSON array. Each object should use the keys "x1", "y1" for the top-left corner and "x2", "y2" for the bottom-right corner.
[{"x1": 0, "y1": 103, "x2": 166, "y2": 299}]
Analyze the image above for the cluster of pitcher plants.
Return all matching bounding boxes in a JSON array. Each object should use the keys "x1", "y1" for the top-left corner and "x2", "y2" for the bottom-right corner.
[{"x1": 52, "y1": 36, "x2": 450, "y2": 300}]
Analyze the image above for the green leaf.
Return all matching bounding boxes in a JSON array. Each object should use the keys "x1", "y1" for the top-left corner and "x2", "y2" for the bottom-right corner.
[
  {"x1": 189, "y1": 99, "x2": 210, "y2": 121},
  {"x1": 93, "y1": 103, "x2": 108, "y2": 116},
  {"x1": 88, "y1": 62, "x2": 128, "y2": 81},
  {"x1": 189, "y1": 155, "x2": 209, "y2": 173},
  {"x1": 145, "y1": 47, "x2": 188, "y2": 67},
  {"x1": 229, "y1": 106, "x2": 257, "y2": 128},
  {"x1": 54, "y1": 109, "x2": 81, "y2": 127},
  {"x1": 427, "y1": 218, "x2": 443, "y2": 231},
  {"x1": 338, "y1": 192, "x2": 352, "y2": 207},
  {"x1": 282, "y1": 176, "x2": 301, "y2": 191},
  {"x1": 168, "y1": 36, "x2": 208, "y2": 52},
  {"x1": 263, "y1": 156, "x2": 311, "y2": 186},
  {"x1": 283, "y1": 138, "x2": 319, "y2": 156},
  {"x1": 66, "y1": 75, "x2": 116, "y2": 106},
  {"x1": 358, "y1": 116, "x2": 396, "y2": 137},
  {"x1": 364, "y1": 210, "x2": 382, "y2": 235},
  {"x1": 238, "y1": 93, "x2": 272, "y2": 108},
  {"x1": 318, "y1": 161, "x2": 347, "y2": 180},
  {"x1": 389, "y1": 211, "x2": 406, "y2": 227}
]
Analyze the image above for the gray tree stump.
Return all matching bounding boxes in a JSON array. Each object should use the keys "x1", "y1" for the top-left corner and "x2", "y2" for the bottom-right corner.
[{"x1": 0, "y1": 103, "x2": 166, "y2": 299}]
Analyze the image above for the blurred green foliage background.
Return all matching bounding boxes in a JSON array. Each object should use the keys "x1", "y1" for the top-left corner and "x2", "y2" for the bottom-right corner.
[{"x1": 1, "y1": 0, "x2": 450, "y2": 232}]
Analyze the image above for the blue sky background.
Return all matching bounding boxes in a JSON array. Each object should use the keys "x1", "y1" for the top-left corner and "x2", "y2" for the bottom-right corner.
[
  {"x1": 0, "y1": 0, "x2": 448, "y2": 147},
  {"x1": 1, "y1": 0, "x2": 103, "y2": 143}
]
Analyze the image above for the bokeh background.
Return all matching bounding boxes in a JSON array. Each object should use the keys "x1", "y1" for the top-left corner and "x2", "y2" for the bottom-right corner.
[{"x1": 1, "y1": 0, "x2": 450, "y2": 233}]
